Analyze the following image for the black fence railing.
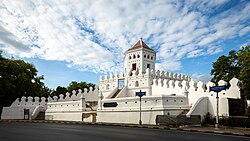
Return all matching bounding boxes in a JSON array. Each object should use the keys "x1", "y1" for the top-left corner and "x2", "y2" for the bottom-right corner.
[{"x1": 203, "y1": 115, "x2": 250, "y2": 128}]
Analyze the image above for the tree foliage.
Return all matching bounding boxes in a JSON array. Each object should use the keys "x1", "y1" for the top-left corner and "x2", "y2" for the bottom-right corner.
[
  {"x1": 211, "y1": 46, "x2": 250, "y2": 99},
  {"x1": 50, "y1": 82, "x2": 96, "y2": 97},
  {"x1": 67, "y1": 81, "x2": 95, "y2": 93},
  {"x1": 0, "y1": 52, "x2": 51, "y2": 115},
  {"x1": 50, "y1": 86, "x2": 68, "y2": 97}
]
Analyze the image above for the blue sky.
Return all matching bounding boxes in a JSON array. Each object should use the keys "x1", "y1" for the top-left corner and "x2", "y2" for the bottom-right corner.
[{"x1": 0, "y1": 0, "x2": 249, "y2": 89}]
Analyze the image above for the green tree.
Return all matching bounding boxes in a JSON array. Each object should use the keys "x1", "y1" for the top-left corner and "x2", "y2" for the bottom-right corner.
[
  {"x1": 67, "y1": 81, "x2": 95, "y2": 93},
  {"x1": 211, "y1": 50, "x2": 240, "y2": 83},
  {"x1": 0, "y1": 51, "x2": 50, "y2": 116},
  {"x1": 211, "y1": 46, "x2": 250, "y2": 99},
  {"x1": 237, "y1": 46, "x2": 250, "y2": 99},
  {"x1": 50, "y1": 86, "x2": 68, "y2": 97}
]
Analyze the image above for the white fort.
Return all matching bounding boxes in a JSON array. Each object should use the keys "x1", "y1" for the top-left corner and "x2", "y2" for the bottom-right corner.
[
  {"x1": 1, "y1": 38, "x2": 243, "y2": 125},
  {"x1": 97, "y1": 38, "x2": 240, "y2": 124}
]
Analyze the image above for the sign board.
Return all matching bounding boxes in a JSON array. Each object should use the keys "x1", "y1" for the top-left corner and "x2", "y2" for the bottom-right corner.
[
  {"x1": 136, "y1": 91, "x2": 146, "y2": 97},
  {"x1": 103, "y1": 102, "x2": 118, "y2": 107},
  {"x1": 209, "y1": 86, "x2": 227, "y2": 92}
]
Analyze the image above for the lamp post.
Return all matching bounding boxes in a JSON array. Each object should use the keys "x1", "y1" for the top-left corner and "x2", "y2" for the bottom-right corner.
[
  {"x1": 209, "y1": 85, "x2": 227, "y2": 129},
  {"x1": 136, "y1": 90, "x2": 146, "y2": 125}
]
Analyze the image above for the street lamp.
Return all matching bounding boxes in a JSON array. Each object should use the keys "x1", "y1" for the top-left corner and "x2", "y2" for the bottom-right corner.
[
  {"x1": 136, "y1": 90, "x2": 146, "y2": 125},
  {"x1": 209, "y1": 85, "x2": 227, "y2": 129}
]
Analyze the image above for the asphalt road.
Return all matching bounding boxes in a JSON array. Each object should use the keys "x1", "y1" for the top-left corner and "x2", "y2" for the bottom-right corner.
[{"x1": 0, "y1": 122, "x2": 249, "y2": 141}]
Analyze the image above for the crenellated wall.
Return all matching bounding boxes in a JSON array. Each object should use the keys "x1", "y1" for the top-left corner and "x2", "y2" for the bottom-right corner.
[
  {"x1": 1, "y1": 96, "x2": 47, "y2": 120},
  {"x1": 151, "y1": 77, "x2": 241, "y2": 117},
  {"x1": 151, "y1": 78, "x2": 189, "y2": 96},
  {"x1": 45, "y1": 87, "x2": 98, "y2": 122},
  {"x1": 48, "y1": 86, "x2": 99, "y2": 102},
  {"x1": 99, "y1": 68, "x2": 191, "y2": 99},
  {"x1": 99, "y1": 73, "x2": 125, "y2": 98},
  {"x1": 1, "y1": 86, "x2": 99, "y2": 120},
  {"x1": 150, "y1": 69, "x2": 189, "y2": 81}
]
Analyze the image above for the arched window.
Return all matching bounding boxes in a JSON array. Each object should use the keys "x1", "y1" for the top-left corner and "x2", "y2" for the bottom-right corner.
[
  {"x1": 133, "y1": 54, "x2": 136, "y2": 59},
  {"x1": 151, "y1": 56, "x2": 153, "y2": 60},
  {"x1": 106, "y1": 84, "x2": 110, "y2": 90},
  {"x1": 147, "y1": 54, "x2": 150, "y2": 59},
  {"x1": 129, "y1": 56, "x2": 131, "y2": 59},
  {"x1": 135, "y1": 81, "x2": 139, "y2": 87},
  {"x1": 137, "y1": 54, "x2": 140, "y2": 58},
  {"x1": 144, "y1": 54, "x2": 146, "y2": 58}
]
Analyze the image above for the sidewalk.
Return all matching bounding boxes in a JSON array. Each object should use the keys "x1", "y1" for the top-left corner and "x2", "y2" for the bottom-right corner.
[{"x1": 1, "y1": 119, "x2": 250, "y2": 137}]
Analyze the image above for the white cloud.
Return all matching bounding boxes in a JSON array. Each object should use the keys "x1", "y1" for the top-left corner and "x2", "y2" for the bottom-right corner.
[
  {"x1": 0, "y1": 0, "x2": 249, "y2": 73},
  {"x1": 191, "y1": 73, "x2": 211, "y2": 83}
]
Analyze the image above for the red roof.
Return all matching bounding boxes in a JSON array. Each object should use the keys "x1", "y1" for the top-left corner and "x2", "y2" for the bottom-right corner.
[{"x1": 128, "y1": 38, "x2": 154, "y2": 51}]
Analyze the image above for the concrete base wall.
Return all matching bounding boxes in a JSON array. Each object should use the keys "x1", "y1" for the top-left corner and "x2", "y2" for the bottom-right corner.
[
  {"x1": 45, "y1": 112, "x2": 83, "y2": 121},
  {"x1": 97, "y1": 109, "x2": 183, "y2": 124}
]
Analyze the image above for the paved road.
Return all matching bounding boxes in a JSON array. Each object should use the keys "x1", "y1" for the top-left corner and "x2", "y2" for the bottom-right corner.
[{"x1": 0, "y1": 122, "x2": 249, "y2": 141}]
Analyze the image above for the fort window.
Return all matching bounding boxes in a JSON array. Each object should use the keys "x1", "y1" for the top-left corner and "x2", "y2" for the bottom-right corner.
[
  {"x1": 132, "y1": 63, "x2": 136, "y2": 71},
  {"x1": 151, "y1": 56, "x2": 153, "y2": 60},
  {"x1": 147, "y1": 64, "x2": 150, "y2": 69},
  {"x1": 133, "y1": 54, "x2": 136, "y2": 59},
  {"x1": 106, "y1": 84, "x2": 110, "y2": 90},
  {"x1": 135, "y1": 81, "x2": 139, "y2": 87},
  {"x1": 137, "y1": 54, "x2": 140, "y2": 58},
  {"x1": 144, "y1": 54, "x2": 146, "y2": 58},
  {"x1": 129, "y1": 56, "x2": 131, "y2": 59},
  {"x1": 147, "y1": 55, "x2": 150, "y2": 59}
]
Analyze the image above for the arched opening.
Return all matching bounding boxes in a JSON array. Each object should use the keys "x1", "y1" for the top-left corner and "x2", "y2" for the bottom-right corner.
[
  {"x1": 129, "y1": 56, "x2": 131, "y2": 59},
  {"x1": 133, "y1": 54, "x2": 136, "y2": 59},
  {"x1": 137, "y1": 54, "x2": 140, "y2": 58}
]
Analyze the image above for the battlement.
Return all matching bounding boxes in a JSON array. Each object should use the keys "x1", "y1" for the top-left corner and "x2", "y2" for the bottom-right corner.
[
  {"x1": 11, "y1": 96, "x2": 47, "y2": 107},
  {"x1": 152, "y1": 77, "x2": 240, "y2": 99},
  {"x1": 99, "y1": 72, "x2": 125, "y2": 81},
  {"x1": 152, "y1": 78, "x2": 239, "y2": 91},
  {"x1": 151, "y1": 69, "x2": 189, "y2": 81},
  {"x1": 48, "y1": 86, "x2": 99, "y2": 102},
  {"x1": 9, "y1": 86, "x2": 99, "y2": 108}
]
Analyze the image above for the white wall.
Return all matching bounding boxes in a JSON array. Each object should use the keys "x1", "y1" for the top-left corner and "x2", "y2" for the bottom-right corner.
[
  {"x1": 97, "y1": 95, "x2": 187, "y2": 124},
  {"x1": 1, "y1": 96, "x2": 47, "y2": 120},
  {"x1": 187, "y1": 97, "x2": 208, "y2": 119}
]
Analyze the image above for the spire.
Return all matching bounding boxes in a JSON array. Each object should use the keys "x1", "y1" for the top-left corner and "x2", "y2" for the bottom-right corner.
[{"x1": 128, "y1": 38, "x2": 153, "y2": 51}]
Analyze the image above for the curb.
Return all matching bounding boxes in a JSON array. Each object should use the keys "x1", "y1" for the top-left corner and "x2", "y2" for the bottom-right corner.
[{"x1": 1, "y1": 119, "x2": 250, "y2": 137}]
